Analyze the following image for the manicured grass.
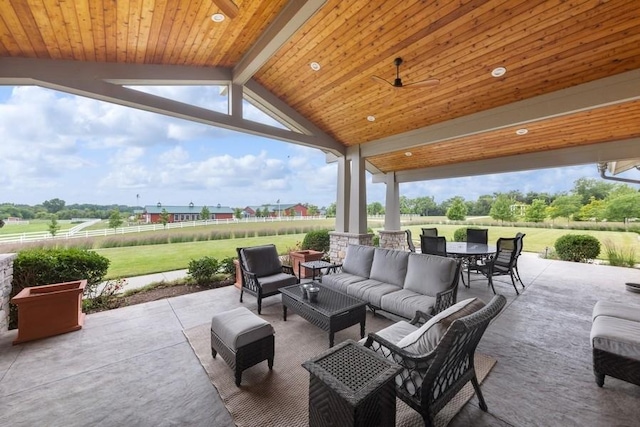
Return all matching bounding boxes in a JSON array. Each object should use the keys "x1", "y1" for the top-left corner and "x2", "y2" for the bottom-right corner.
[
  {"x1": 0, "y1": 220, "x2": 74, "y2": 235},
  {"x1": 400, "y1": 224, "x2": 638, "y2": 258},
  {"x1": 97, "y1": 234, "x2": 304, "y2": 279}
]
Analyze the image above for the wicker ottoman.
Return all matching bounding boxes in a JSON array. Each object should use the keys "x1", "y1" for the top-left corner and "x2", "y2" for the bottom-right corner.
[
  {"x1": 210, "y1": 307, "x2": 275, "y2": 386},
  {"x1": 591, "y1": 301, "x2": 640, "y2": 387}
]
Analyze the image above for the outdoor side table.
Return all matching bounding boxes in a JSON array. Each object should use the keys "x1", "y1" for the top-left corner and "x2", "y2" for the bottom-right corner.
[
  {"x1": 299, "y1": 260, "x2": 342, "y2": 282},
  {"x1": 302, "y1": 340, "x2": 402, "y2": 427}
]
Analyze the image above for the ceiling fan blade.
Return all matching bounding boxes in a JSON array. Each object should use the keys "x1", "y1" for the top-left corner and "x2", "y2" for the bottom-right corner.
[
  {"x1": 372, "y1": 75, "x2": 395, "y2": 87},
  {"x1": 402, "y1": 78, "x2": 440, "y2": 88}
]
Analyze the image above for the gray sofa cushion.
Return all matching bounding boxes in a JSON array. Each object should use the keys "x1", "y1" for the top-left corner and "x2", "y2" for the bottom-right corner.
[
  {"x1": 380, "y1": 289, "x2": 438, "y2": 320},
  {"x1": 345, "y1": 279, "x2": 402, "y2": 307},
  {"x1": 241, "y1": 245, "x2": 282, "y2": 277},
  {"x1": 404, "y1": 253, "x2": 457, "y2": 297},
  {"x1": 258, "y1": 272, "x2": 298, "y2": 294},
  {"x1": 321, "y1": 272, "x2": 368, "y2": 294},
  {"x1": 342, "y1": 245, "x2": 375, "y2": 278},
  {"x1": 369, "y1": 248, "x2": 410, "y2": 287},
  {"x1": 591, "y1": 315, "x2": 640, "y2": 361}
]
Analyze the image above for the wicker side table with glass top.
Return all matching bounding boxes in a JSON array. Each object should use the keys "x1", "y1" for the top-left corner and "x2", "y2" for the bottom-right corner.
[{"x1": 302, "y1": 340, "x2": 402, "y2": 427}]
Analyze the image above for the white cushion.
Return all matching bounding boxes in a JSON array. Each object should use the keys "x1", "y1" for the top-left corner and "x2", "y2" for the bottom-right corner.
[
  {"x1": 211, "y1": 307, "x2": 274, "y2": 351},
  {"x1": 591, "y1": 315, "x2": 640, "y2": 361},
  {"x1": 397, "y1": 298, "x2": 485, "y2": 355},
  {"x1": 592, "y1": 300, "x2": 640, "y2": 323}
]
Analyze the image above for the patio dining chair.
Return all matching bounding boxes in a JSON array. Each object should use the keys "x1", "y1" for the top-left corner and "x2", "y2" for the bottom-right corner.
[
  {"x1": 420, "y1": 235, "x2": 447, "y2": 257},
  {"x1": 421, "y1": 227, "x2": 438, "y2": 237},
  {"x1": 466, "y1": 228, "x2": 488, "y2": 244},
  {"x1": 363, "y1": 295, "x2": 507, "y2": 427},
  {"x1": 406, "y1": 229, "x2": 417, "y2": 252},
  {"x1": 514, "y1": 232, "x2": 526, "y2": 286},
  {"x1": 477, "y1": 237, "x2": 521, "y2": 294},
  {"x1": 236, "y1": 244, "x2": 298, "y2": 314}
]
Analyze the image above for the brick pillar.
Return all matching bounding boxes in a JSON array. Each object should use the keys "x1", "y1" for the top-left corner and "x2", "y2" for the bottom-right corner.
[
  {"x1": 329, "y1": 232, "x2": 374, "y2": 264},
  {"x1": 0, "y1": 253, "x2": 17, "y2": 333}
]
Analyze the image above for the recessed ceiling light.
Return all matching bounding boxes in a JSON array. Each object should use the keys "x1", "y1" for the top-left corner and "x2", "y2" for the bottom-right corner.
[
  {"x1": 516, "y1": 128, "x2": 528, "y2": 135},
  {"x1": 367, "y1": 115, "x2": 375, "y2": 122},
  {"x1": 211, "y1": 13, "x2": 225, "y2": 22},
  {"x1": 310, "y1": 62, "x2": 321, "y2": 71},
  {"x1": 491, "y1": 67, "x2": 507, "y2": 78},
  {"x1": 405, "y1": 152, "x2": 413, "y2": 157}
]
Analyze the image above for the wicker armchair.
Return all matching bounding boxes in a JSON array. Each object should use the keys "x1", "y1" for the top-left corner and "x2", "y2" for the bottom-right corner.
[
  {"x1": 236, "y1": 244, "x2": 298, "y2": 314},
  {"x1": 364, "y1": 295, "x2": 507, "y2": 427}
]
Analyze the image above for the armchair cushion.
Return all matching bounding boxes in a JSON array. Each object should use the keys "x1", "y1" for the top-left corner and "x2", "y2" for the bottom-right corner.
[
  {"x1": 403, "y1": 253, "x2": 457, "y2": 296},
  {"x1": 342, "y1": 245, "x2": 375, "y2": 278},
  {"x1": 358, "y1": 320, "x2": 417, "y2": 346},
  {"x1": 397, "y1": 297, "x2": 485, "y2": 354},
  {"x1": 257, "y1": 272, "x2": 299, "y2": 294},
  {"x1": 241, "y1": 245, "x2": 282, "y2": 277}
]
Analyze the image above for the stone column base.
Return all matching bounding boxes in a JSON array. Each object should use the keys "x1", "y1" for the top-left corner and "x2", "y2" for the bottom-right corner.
[
  {"x1": 379, "y1": 230, "x2": 409, "y2": 251},
  {"x1": 0, "y1": 253, "x2": 17, "y2": 333},
  {"x1": 329, "y1": 232, "x2": 374, "y2": 264}
]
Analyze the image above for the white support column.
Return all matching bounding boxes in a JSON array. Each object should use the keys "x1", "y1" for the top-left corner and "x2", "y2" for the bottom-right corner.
[
  {"x1": 347, "y1": 145, "x2": 367, "y2": 234},
  {"x1": 383, "y1": 172, "x2": 400, "y2": 231},
  {"x1": 229, "y1": 83, "x2": 243, "y2": 118},
  {"x1": 335, "y1": 156, "x2": 349, "y2": 233}
]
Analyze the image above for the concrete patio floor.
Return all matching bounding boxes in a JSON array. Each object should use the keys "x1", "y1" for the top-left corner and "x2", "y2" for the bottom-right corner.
[{"x1": 1, "y1": 252, "x2": 640, "y2": 426}]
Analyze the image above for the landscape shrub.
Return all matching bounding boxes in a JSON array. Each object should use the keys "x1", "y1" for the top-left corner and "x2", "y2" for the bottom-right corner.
[
  {"x1": 301, "y1": 229, "x2": 331, "y2": 253},
  {"x1": 554, "y1": 234, "x2": 601, "y2": 263},
  {"x1": 453, "y1": 227, "x2": 468, "y2": 242},
  {"x1": 187, "y1": 256, "x2": 221, "y2": 285},
  {"x1": 83, "y1": 278, "x2": 126, "y2": 312},
  {"x1": 10, "y1": 247, "x2": 110, "y2": 328},
  {"x1": 219, "y1": 257, "x2": 236, "y2": 277}
]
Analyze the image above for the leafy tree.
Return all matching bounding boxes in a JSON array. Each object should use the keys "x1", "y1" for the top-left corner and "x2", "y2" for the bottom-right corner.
[
  {"x1": 470, "y1": 195, "x2": 493, "y2": 215},
  {"x1": 48, "y1": 215, "x2": 61, "y2": 236},
  {"x1": 446, "y1": 197, "x2": 467, "y2": 220},
  {"x1": 325, "y1": 203, "x2": 337, "y2": 217},
  {"x1": 42, "y1": 198, "x2": 66, "y2": 213},
  {"x1": 524, "y1": 199, "x2": 547, "y2": 222},
  {"x1": 524, "y1": 191, "x2": 553, "y2": 205},
  {"x1": 200, "y1": 205, "x2": 210, "y2": 221},
  {"x1": 159, "y1": 208, "x2": 170, "y2": 228},
  {"x1": 607, "y1": 183, "x2": 637, "y2": 200},
  {"x1": 234, "y1": 208, "x2": 243, "y2": 219},
  {"x1": 262, "y1": 206, "x2": 271, "y2": 217},
  {"x1": 367, "y1": 201, "x2": 385, "y2": 215},
  {"x1": 306, "y1": 204, "x2": 319, "y2": 216},
  {"x1": 572, "y1": 178, "x2": 615, "y2": 205},
  {"x1": 489, "y1": 194, "x2": 515, "y2": 224},
  {"x1": 549, "y1": 194, "x2": 582, "y2": 224},
  {"x1": 605, "y1": 192, "x2": 640, "y2": 224},
  {"x1": 108, "y1": 209, "x2": 123, "y2": 230},
  {"x1": 413, "y1": 196, "x2": 437, "y2": 216},
  {"x1": 399, "y1": 196, "x2": 412, "y2": 214},
  {"x1": 578, "y1": 197, "x2": 606, "y2": 222}
]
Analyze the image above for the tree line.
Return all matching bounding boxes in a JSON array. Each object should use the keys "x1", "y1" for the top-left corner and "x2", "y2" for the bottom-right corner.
[{"x1": 324, "y1": 178, "x2": 640, "y2": 223}]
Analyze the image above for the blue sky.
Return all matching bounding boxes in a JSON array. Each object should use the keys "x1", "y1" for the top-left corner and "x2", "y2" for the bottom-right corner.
[{"x1": 0, "y1": 85, "x2": 609, "y2": 209}]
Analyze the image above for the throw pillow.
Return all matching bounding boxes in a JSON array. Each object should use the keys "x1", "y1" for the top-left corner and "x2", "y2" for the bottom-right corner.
[{"x1": 397, "y1": 297, "x2": 486, "y2": 355}]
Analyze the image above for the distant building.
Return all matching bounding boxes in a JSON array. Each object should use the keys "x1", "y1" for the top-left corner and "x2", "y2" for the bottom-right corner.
[
  {"x1": 243, "y1": 203, "x2": 308, "y2": 218},
  {"x1": 139, "y1": 203, "x2": 234, "y2": 223}
]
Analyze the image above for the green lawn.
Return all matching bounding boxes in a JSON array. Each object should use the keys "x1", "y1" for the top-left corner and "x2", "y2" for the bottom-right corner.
[
  {"x1": 0, "y1": 220, "x2": 74, "y2": 235},
  {"x1": 96, "y1": 234, "x2": 304, "y2": 279}
]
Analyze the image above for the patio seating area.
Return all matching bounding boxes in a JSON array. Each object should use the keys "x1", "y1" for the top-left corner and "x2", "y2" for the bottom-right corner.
[{"x1": 2, "y1": 252, "x2": 640, "y2": 426}]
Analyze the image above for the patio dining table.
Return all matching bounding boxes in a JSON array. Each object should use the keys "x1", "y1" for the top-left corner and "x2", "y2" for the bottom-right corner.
[{"x1": 446, "y1": 242, "x2": 496, "y2": 287}]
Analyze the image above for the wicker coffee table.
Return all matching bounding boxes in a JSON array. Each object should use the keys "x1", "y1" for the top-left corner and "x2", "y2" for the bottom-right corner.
[{"x1": 280, "y1": 283, "x2": 367, "y2": 347}]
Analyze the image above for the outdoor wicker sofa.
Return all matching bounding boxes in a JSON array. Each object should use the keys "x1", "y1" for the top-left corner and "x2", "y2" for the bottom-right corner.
[{"x1": 322, "y1": 244, "x2": 462, "y2": 319}]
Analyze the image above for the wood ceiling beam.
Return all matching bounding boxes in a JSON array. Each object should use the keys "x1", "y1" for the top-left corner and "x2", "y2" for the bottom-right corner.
[
  {"x1": 372, "y1": 138, "x2": 640, "y2": 184},
  {"x1": 213, "y1": 0, "x2": 239, "y2": 20},
  {"x1": 360, "y1": 69, "x2": 640, "y2": 158},
  {"x1": 232, "y1": 0, "x2": 326, "y2": 85},
  {"x1": 0, "y1": 57, "x2": 342, "y2": 154}
]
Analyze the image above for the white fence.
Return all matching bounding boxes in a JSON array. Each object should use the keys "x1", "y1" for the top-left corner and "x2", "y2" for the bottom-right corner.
[{"x1": 0, "y1": 216, "x2": 327, "y2": 245}]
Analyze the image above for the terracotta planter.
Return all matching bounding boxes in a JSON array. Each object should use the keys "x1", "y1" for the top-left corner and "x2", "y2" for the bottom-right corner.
[
  {"x1": 11, "y1": 280, "x2": 87, "y2": 345},
  {"x1": 290, "y1": 250, "x2": 324, "y2": 278},
  {"x1": 234, "y1": 259, "x2": 242, "y2": 289}
]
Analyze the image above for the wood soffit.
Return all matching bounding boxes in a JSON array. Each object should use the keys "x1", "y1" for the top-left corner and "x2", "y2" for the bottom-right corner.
[{"x1": 1, "y1": 0, "x2": 640, "y2": 178}]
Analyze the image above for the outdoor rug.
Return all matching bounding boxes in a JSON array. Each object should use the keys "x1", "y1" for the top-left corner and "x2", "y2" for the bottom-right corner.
[{"x1": 184, "y1": 304, "x2": 496, "y2": 427}]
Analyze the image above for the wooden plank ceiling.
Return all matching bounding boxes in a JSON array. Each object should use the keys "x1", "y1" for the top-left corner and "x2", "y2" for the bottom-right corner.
[{"x1": 1, "y1": 0, "x2": 640, "y2": 177}]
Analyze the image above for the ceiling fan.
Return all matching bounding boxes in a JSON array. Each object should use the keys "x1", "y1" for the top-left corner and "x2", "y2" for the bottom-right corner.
[{"x1": 372, "y1": 57, "x2": 440, "y2": 88}]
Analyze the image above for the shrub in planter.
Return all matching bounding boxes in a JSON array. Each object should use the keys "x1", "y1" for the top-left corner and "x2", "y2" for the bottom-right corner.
[
  {"x1": 554, "y1": 234, "x2": 601, "y2": 263},
  {"x1": 301, "y1": 229, "x2": 331, "y2": 253},
  {"x1": 187, "y1": 256, "x2": 221, "y2": 285},
  {"x1": 10, "y1": 247, "x2": 110, "y2": 329}
]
